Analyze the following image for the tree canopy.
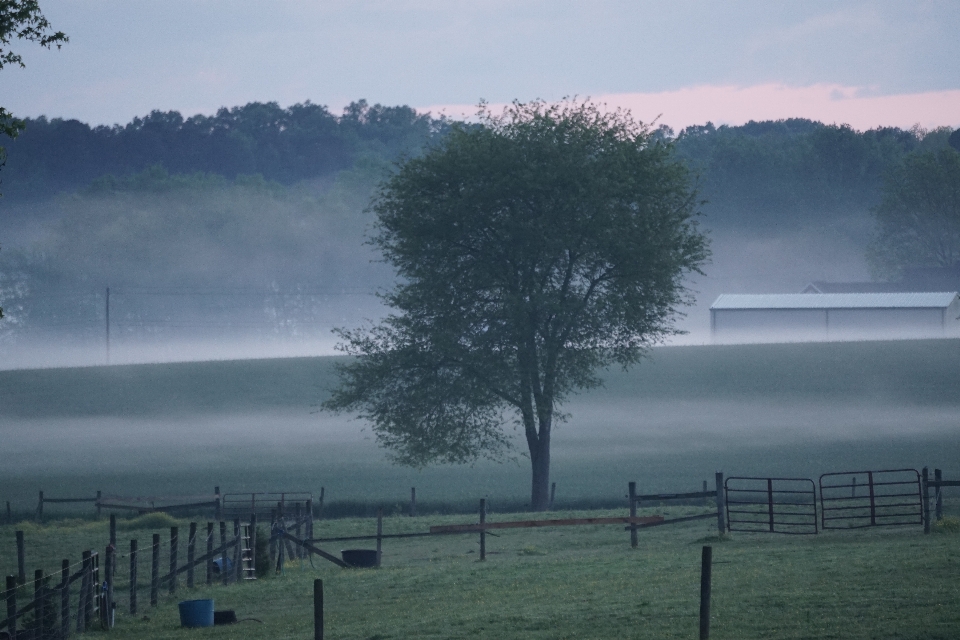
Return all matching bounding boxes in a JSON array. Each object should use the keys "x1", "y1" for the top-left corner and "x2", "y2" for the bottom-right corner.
[
  {"x1": 0, "y1": 0, "x2": 67, "y2": 177},
  {"x1": 323, "y1": 100, "x2": 709, "y2": 510},
  {"x1": 868, "y1": 147, "x2": 960, "y2": 278},
  {"x1": 1, "y1": 100, "x2": 448, "y2": 201}
]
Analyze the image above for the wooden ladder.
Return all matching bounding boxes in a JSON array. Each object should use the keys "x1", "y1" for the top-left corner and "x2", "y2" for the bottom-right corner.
[{"x1": 241, "y1": 524, "x2": 257, "y2": 580}]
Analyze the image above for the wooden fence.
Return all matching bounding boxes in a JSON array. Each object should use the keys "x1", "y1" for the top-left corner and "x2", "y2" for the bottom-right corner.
[
  {"x1": 1, "y1": 550, "x2": 102, "y2": 638},
  {"x1": 35, "y1": 488, "x2": 225, "y2": 522},
  {"x1": 2, "y1": 513, "x2": 259, "y2": 638}
]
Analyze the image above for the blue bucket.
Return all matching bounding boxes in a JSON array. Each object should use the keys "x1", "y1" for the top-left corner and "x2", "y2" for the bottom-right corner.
[{"x1": 178, "y1": 599, "x2": 214, "y2": 628}]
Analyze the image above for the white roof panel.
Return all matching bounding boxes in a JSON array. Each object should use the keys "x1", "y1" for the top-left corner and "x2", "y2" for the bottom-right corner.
[{"x1": 710, "y1": 292, "x2": 959, "y2": 310}]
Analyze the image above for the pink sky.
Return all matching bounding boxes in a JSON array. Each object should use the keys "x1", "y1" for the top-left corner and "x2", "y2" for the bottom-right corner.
[{"x1": 422, "y1": 84, "x2": 960, "y2": 132}]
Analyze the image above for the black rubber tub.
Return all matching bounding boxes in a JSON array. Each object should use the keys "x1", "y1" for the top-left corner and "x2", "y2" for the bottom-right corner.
[{"x1": 341, "y1": 549, "x2": 378, "y2": 568}]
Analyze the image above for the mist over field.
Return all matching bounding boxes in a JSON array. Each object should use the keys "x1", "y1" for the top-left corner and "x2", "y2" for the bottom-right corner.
[
  {"x1": 3, "y1": 111, "x2": 953, "y2": 366},
  {"x1": 2, "y1": 340, "x2": 958, "y2": 513}
]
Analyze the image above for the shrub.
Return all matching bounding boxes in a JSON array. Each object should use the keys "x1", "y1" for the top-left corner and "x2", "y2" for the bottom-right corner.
[{"x1": 116, "y1": 512, "x2": 180, "y2": 531}]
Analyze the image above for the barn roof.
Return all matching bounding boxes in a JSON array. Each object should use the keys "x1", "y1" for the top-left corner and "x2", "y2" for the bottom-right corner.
[{"x1": 710, "y1": 292, "x2": 960, "y2": 310}]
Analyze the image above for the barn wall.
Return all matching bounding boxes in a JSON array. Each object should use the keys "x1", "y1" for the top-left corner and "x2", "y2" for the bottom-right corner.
[
  {"x1": 712, "y1": 306, "x2": 958, "y2": 343},
  {"x1": 829, "y1": 308, "x2": 944, "y2": 339},
  {"x1": 713, "y1": 309, "x2": 827, "y2": 342}
]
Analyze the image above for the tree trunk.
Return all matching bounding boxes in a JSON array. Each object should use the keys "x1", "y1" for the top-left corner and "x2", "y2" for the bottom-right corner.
[{"x1": 529, "y1": 427, "x2": 551, "y2": 511}]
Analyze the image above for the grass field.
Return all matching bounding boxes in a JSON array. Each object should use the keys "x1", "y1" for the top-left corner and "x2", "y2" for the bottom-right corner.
[{"x1": 2, "y1": 505, "x2": 959, "y2": 639}]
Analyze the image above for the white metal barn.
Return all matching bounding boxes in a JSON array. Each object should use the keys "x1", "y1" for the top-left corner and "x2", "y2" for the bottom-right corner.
[{"x1": 710, "y1": 292, "x2": 960, "y2": 342}]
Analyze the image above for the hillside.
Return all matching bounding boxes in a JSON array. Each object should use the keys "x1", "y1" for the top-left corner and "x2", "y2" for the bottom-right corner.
[{"x1": 2, "y1": 339, "x2": 958, "y2": 420}]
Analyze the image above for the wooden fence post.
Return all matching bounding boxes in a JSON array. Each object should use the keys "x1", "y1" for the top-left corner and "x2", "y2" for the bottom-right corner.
[
  {"x1": 76, "y1": 554, "x2": 87, "y2": 633},
  {"x1": 699, "y1": 546, "x2": 712, "y2": 640},
  {"x1": 305, "y1": 501, "x2": 313, "y2": 558},
  {"x1": 318, "y1": 487, "x2": 325, "y2": 520},
  {"x1": 376, "y1": 508, "x2": 383, "y2": 568},
  {"x1": 150, "y1": 534, "x2": 159, "y2": 607},
  {"x1": 187, "y1": 523, "x2": 197, "y2": 589},
  {"x1": 16, "y1": 530, "x2": 26, "y2": 585},
  {"x1": 479, "y1": 499, "x2": 486, "y2": 561},
  {"x1": 168, "y1": 527, "x2": 178, "y2": 594},
  {"x1": 715, "y1": 472, "x2": 725, "y2": 534},
  {"x1": 935, "y1": 468, "x2": 943, "y2": 522},
  {"x1": 5, "y1": 575, "x2": 16, "y2": 638},
  {"x1": 269, "y1": 510, "x2": 277, "y2": 570},
  {"x1": 110, "y1": 514, "x2": 117, "y2": 548},
  {"x1": 37, "y1": 490, "x2": 44, "y2": 522},
  {"x1": 105, "y1": 545, "x2": 114, "y2": 629},
  {"x1": 81, "y1": 550, "x2": 93, "y2": 631},
  {"x1": 93, "y1": 552, "x2": 100, "y2": 624},
  {"x1": 767, "y1": 478, "x2": 775, "y2": 533},
  {"x1": 130, "y1": 540, "x2": 138, "y2": 615},
  {"x1": 276, "y1": 522, "x2": 285, "y2": 574},
  {"x1": 628, "y1": 482, "x2": 638, "y2": 548},
  {"x1": 34, "y1": 568, "x2": 45, "y2": 638},
  {"x1": 219, "y1": 522, "x2": 228, "y2": 585},
  {"x1": 206, "y1": 523, "x2": 214, "y2": 586},
  {"x1": 922, "y1": 467, "x2": 931, "y2": 534},
  {"x1": 410, "y1": 488, "x2": 417, "y2": 517},
  {"x1": 61, "y1": 559, "x2": 70, "y2": 639},
  {"x1": 214, "y1": 486, "x2": 221, "y2": 521},
  {"x1": 294, "y1": 505, "x2": 303, "y2": 560},
  {"x1": 314, "y1": 578, "x2": 324, "y2": 640}
]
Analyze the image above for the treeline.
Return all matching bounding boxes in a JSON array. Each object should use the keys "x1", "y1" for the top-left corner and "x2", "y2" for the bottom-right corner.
[
  {"x1": 673, "y1": 119, "x2": 954, "y2": 228},
  {"x1": 2, "y1": 99, "x2": 954, "y2": 228},
  {"x1": 0, "y1": 100, "x2": 448, "y2": 202}
]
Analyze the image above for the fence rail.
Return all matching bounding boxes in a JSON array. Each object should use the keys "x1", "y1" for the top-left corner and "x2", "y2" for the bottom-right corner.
[{"x1": 35, "y1": 488, "x2": 226, "y2": 521}]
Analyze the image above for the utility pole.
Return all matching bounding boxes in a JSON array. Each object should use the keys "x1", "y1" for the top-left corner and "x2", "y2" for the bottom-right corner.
[{"x1": 105, "y1": 286, "x2": 110, "y2": 365}]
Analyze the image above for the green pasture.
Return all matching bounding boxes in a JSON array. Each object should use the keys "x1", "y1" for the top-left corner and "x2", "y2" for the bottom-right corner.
[
  {"x1": 2, "y1": 505, "x2": 959, "y2": 639},
  {"x1": 1, "y1": 339, "x2": 959, "y2": 515}
]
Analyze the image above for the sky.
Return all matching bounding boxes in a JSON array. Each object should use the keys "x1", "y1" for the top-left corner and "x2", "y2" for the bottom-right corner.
[{"x1": 2, "y1": 0, "x2": 959, "y2": 131}]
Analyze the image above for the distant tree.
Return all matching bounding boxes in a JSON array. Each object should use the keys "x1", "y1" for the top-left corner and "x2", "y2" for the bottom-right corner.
[
  {"x1": 949, "y1": 128, "x2": 960, "y2": 153},
  {"x1": 322, "y1": 100, "x2": 709, "y2": 510},
  {"x1": 868, "y1": 148, "x2": 960, "y2": 278},
  {"x1": 0, "y1": 0, "x2": 67, "y2": 191}
]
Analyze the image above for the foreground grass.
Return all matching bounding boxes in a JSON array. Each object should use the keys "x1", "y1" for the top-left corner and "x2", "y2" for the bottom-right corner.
[{"x1": 4, "y1": 506, "x2": 959, "y2": 639}]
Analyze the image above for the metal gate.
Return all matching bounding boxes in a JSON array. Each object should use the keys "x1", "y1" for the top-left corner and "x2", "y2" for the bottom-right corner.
[
  {"x1": 819, "y1": 469, "x2": 921, "y2": 529},
  {"x1": 725, "y1": 476, "x2": 818, "y2": 534},
  {"x1": 221, "y1": 492, "x2": 313, "y2": 519}
]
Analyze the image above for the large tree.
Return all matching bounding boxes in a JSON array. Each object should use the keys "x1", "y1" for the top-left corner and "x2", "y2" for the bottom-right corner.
[
  {"x1": 323, "y1": 100, "x2": 708, "y2": 510},
  {"x1": 868, "y1": 147, "x2": 960, "y2": 278},
  {"x1": 1, "y1": 0, "x2": 67, "y2": 185}
]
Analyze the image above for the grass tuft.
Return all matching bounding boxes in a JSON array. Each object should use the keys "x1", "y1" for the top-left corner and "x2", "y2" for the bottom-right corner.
[
  {"x1": 933, "y1": 516, "x2": 960, "y2": 534},
  {"x1": 116, "y1": 512, "x2": 180, "y2": 531},
  {"x1": 517, "y1": 545, "x2": 547, "y2": 556}
]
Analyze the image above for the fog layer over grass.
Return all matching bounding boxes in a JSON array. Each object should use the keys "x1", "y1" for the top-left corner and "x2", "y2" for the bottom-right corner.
[{"x1": 2, "y1": 340, "x2": 958, "y2": 513}]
